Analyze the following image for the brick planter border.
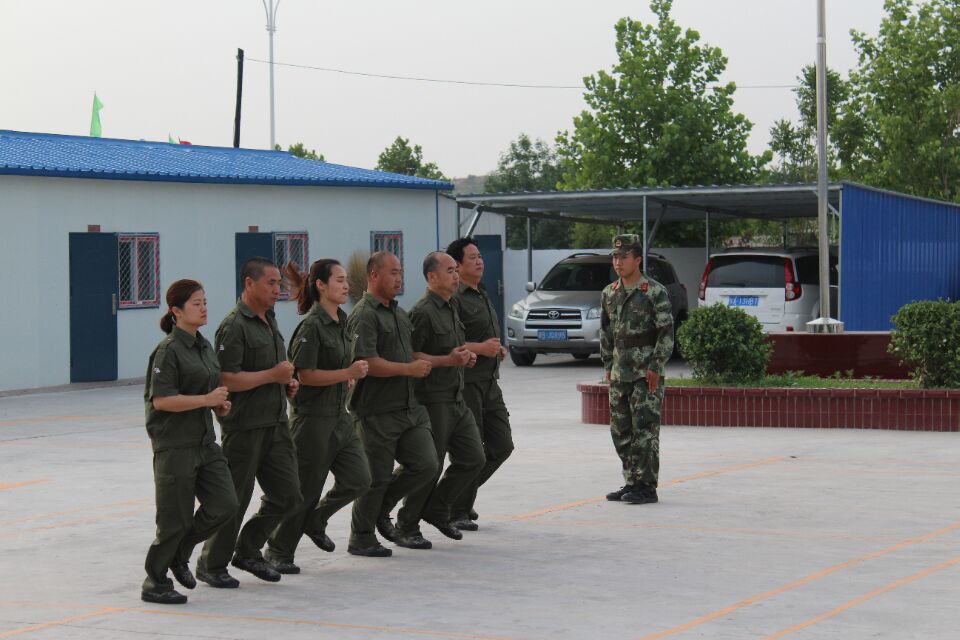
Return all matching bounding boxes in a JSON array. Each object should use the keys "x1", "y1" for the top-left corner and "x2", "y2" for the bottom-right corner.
[{"x1": 576, "y1": 383, "x2": 960, "y2": 432}]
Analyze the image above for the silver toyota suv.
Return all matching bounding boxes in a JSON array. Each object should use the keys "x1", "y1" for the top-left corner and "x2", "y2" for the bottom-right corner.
[{"x1": 506, "y1": 252, "x2": 688, "y2": 366}]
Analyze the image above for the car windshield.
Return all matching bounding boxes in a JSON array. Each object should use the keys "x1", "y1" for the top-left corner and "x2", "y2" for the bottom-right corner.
[
  {"x1": 708, "y1": 256, "x2": 785, "y2": 288},
  {"x1": 539, "y1": 262, "x2": 615, "y2": 291}
]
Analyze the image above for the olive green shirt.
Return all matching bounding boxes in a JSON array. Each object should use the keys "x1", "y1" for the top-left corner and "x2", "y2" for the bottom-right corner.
[
  {"x1": 215, "y1": 300, "x2": 289, "y2": 432},
  {"x1": 288, "y1": 304, "x2": 350, "y2": 417},
  {"x1": 144, "y1": 327, "x2": 219, "y2": 452},
  {"x1": 451, "y1": 281, "x2": 501, "y2": 383},
  {"x1": 410, "y1": 289, "x2": 466, "y2": 404},
  {"x1": 347, "y1": 292, "x2": 417, "y2": 417}
]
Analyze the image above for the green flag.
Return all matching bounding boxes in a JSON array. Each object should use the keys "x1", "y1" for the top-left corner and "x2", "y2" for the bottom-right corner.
[
  {"x1": 168, "y1": 133, "x2": 177, "y2": 144},
  {"x1": 90, "y1": 93, "x2": 104, "y2": 138}
]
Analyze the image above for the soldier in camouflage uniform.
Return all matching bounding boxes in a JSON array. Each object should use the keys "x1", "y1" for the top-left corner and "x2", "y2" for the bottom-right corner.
[{"x1": 600, "y1": 234, "x2": 674, "y2": 504}]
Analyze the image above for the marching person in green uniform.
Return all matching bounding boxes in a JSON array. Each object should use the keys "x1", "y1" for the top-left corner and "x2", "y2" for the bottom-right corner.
[
  {"x1": 264, "y1": 259, "x2": 372, "y2": 573},
  {"x1": 379, "y1": 252, "x2": 485, "y2": 542},
  {"x1": 196, "y1": 257, "x2": 303, "y2": 587},
  {"x1": 347, "y1": 251, "x2": 438, "y2": 556},
  {"x1": 600, "y1": 234, "x2": 674, "y2": 505},
  {"x1": 141, "y1": 279, "x2": 239, "y2": 605},
  {"x1": 446, "y1": 237, "x2": 514, "y2": 532}
]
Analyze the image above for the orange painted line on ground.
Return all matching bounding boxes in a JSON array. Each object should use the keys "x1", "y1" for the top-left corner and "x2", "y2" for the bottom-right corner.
[
  {"x1": 0, "y1": 415, "x2": 137, "y2": 428},
  {"x1": 634, "y1": 519, "x2": 960, "y2": 640},
  {"x1": 130, "y1": 608, "x2": 518, "y2": 640},
  {"x1": 0, "y1": 479, "x2": 48, "y2": 492},
  {"x1": 0, "y1": 507, "x2": 152, "y2": 540},
  {"x1": 0, "y1": 498, "x2": 149, "y2": 527},
  {"x1": 0, "y1": 607, "x2": 119, "y2": 638},
  {"x1": 511, "y1": 456, "x2": 787, "y2": 521},
  {"x1": 763, "y1": 554, "x2": 960, "y2": 640}
]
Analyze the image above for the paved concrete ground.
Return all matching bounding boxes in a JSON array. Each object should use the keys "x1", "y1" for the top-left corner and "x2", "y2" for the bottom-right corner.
[{"x1": 1, "y1": 354, "x2": 958, "y2": 639}]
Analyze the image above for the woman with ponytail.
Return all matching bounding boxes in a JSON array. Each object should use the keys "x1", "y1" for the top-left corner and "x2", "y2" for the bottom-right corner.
[
  {"x1": 264, "y1": 259, "x2": 371, "y2": 573},
  {"x1": 141, "y1": 280, "x2": 239, "y2": 605}
]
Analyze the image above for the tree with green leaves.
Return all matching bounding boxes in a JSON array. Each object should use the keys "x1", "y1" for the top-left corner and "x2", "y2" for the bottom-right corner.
[
  {"x1": 485, "y1": 134, "x2": 573, "y2": 249},
  {"x1": 275, "y1": 142, "x2": 325, "y2": 161},
  {"x1": 376, "y1": 136, "x2": 447, "y2": 181},
  {"x1": 556, "y1": 0, "x2": 770, "y2": 247},
  {"x1": 836, "y1": 0, "x2": 960, "y2": 202},
  {"x1": 767, "y1": 65, "x2": 850, "y2": 183}
]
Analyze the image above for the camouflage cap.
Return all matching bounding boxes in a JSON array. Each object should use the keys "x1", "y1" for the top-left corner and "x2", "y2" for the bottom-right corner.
[{"x1": 610, "y1": 233, "x2": 641, "y2": 256}]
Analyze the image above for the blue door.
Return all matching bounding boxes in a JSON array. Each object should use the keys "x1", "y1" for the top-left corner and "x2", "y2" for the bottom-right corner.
[
  {"x1": 474, "y1": 234, "x2": 504, "y2": 339},
  {"x1": 235, "y1": 232, "x2": 273, "y2": 297},
  {"x1": 69, "y1": 233, "x2": 118, "y2": 382}
]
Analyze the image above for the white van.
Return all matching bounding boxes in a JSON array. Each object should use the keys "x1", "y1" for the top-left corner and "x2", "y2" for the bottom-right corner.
[{"x1": 697, "y1": 249, "x2": 838, "y2": 332}]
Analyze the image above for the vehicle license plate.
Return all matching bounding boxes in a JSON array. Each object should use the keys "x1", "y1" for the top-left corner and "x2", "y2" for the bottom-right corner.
[
  {"x1": 728, "y1": 296, "x2": 759, "y2": 307},
  {"x1": 538, "y1": 329, "x2": 567, "y2": 341}
]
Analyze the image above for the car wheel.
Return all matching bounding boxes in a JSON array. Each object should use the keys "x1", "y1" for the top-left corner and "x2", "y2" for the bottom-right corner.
[
  {"x1": 509, "y1": 348, "x2": 536, "y2": 367},
  {"x1": 572, "y1": 353, "x2": 591, "y2": 360}
]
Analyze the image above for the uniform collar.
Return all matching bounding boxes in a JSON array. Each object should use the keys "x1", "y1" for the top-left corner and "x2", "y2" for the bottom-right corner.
[
  {"x1": 310, "y1": 303, "x2": 345, "y2": 325},
  {"x1": 237, "y1": 299, "x2": 275, "y2": 319},
  {"x1": 171, "y1": 325, "x2": 200, "y2": 348},
  {"x1": 458, "y1": 281, "x2": 484, "y2": 295},
  {"x1": 426, "y1": 289, "x2": 452, "y2": 308},
  {"x1": 362, "y1": 291, "x2": 397, "y2": 310}
]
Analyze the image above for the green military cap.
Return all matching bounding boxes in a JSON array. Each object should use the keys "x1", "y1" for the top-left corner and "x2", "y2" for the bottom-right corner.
[{"x1": 610, "y1": 233, "x2": 641, "y2": 256}]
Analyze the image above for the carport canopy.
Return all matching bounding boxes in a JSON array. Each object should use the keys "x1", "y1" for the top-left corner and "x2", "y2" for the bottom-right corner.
[{"x1": 455, "y1": 182, "x2": 842, "y2": 228}]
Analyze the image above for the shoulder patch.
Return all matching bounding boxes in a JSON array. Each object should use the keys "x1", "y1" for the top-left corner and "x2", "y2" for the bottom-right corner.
[
  {"x1": 153, "y1": 367, "x2": 161, "y2": 374},
  {"x1": 219, "y1": 344, "x2": 225, "y2": 351}
]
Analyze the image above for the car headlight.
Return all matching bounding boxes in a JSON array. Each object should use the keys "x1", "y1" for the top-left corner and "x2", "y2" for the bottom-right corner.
[
  {"x1": 509, "y1": 303, "x2": 526, "y2": 319},
  {"x1": 586, "y1": 306, "x2": 602, "y2": 319}
]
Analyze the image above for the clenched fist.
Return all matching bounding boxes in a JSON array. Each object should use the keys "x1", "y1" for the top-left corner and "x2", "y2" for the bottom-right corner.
[
  {"x1": 205, "y1": 386, "x2": 229, "y2": 408},
  {"x1": 408, "y1": 359, "x2": 432, "y2": 378},
  {"x1": 272, "y1": 360, "x2": 295, "y2": 384}
]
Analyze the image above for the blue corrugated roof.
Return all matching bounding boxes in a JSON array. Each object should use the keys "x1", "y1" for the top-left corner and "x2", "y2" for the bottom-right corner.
[{"x1": 0, "y1": 130, "x2": 452, "y2": 190}]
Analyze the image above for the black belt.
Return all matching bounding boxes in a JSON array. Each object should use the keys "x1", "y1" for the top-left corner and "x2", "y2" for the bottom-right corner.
[{"x1": 614, "y1": 333, "x2": 657, "y2": 349}]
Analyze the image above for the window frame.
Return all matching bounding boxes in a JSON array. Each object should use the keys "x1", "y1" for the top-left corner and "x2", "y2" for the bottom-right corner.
[
  {"x1": 273, "y1": 231, "x2": 309, "y2": 300},
  {"x1": 117, "y1": 233, "x2": 160, "y2": 309}
]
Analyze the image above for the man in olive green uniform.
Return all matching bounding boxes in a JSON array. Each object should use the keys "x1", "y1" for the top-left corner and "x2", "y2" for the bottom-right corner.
[
  {"x1": 142, "y1": 326, "x2": 239, "y2": 603},
  {"x1": 446, "y1": 237, "x2": 514, "y2": 531},
  {"x1": 600, "y1": 235, "x2": 674, "y2": 505},
  {"x1": 265, "y1": 298, "x2": 371, "y2": 571},
  {"x1": 197, "y1": 258, "x2": 303, "y2": 587},
  {"x1": 380, "y1": 252, "x2": 485, "y2": 541},
  {"x1": 347, "y1": 251, "x2": 438, "y2": 555}
]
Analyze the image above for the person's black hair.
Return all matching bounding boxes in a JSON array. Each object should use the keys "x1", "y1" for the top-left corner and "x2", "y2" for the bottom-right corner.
[
  {"x1": 366, "y1": 251, "x2": 393, "y2": 275},
  {"x1": 285, "y1": 259, "x2": 341, "y2": 315},
  {"x1": 239, "y1": 256, "x2": 277, "y2": 291},
  {"x1": 422, "y1": 251, "x2": 445, "y2": 279},
  {"x1": 445, "y1": 237, "x2": 478, "y2": 263},
  {"x1": 160, "y1": 279, "x2": 204, "y2": 334}
]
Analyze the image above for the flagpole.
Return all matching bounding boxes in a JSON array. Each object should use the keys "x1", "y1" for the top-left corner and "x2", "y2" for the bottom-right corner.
[{"x1": 261, "y1": 0, "x2": 280, "y2": 150}]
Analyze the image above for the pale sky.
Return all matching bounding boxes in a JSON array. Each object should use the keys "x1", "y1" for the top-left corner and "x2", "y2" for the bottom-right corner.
[{"x1": 1, "y1": 0, "x2": 887, "y2": 178}]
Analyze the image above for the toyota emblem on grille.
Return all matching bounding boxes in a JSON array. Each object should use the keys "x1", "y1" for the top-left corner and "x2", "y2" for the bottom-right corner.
[{"x1": 547, "y1": 310, "x2": 561, "y2": 319}]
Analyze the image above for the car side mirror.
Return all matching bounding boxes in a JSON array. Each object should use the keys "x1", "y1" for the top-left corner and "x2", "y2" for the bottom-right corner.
[{"x1": 525, "y1": 282, "x2": 536, "y2": 292}]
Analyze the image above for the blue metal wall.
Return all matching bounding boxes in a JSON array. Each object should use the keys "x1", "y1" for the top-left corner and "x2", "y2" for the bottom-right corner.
[{"x1": 840, "y1": 183, "x2": 960, "y2": 330}]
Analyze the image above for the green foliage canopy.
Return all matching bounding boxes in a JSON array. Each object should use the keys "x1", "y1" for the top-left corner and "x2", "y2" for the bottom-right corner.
[{"x1": 376, "y1": 136, "x2": 447, "y2": 181}]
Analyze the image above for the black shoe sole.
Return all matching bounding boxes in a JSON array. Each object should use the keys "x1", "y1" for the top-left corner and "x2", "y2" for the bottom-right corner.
[
  {"x1": 424, "y1": 520, "x2": 463, "y2": 541},
  {"x1": 307, "y1": 532, "x2": 336, "y2": 552},
  {"x1": 195, "y1": 570, "x2": 239, "y2": 589},
  {"x1": 622, "y1": 495, "x2": 659, "y2": 504},
  {"x1": 452, "y1": 520, "x2": 479, "y2": 532},
  {"x1": 141, "y1": 591, "x2": 187, "y2": 605},
  {"x1": 347, "y1": 545, "x2": 393, "y2": 557},
  {"x1": 170, "y1": 565, "x2": 196, "y2": 590},
  {"x1": 231, "y1": 558, "x2": 281, "y2": 582},
  {"x1": 395, "y1": 539, "x2": 433, "y2": 550}
]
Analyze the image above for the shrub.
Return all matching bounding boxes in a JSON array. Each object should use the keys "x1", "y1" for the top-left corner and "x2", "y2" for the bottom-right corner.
[
  {"x1": 889, "y1": 299, "x2": 960, "y2": 388},
  {"x1": 677, "y1": 303, "x2": 772, "y2": 384}
]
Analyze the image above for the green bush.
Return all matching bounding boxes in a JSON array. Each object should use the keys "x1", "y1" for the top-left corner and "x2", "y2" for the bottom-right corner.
[
  {"x1": 889, "y1": 299, "x2": 960, "y2": 388},
  {"x1": 677, "y1": 304, "x2": 772, "y2": 384}
]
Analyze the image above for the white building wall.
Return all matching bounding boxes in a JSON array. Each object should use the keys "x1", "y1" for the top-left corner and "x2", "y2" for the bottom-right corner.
[{"x1": 0, "y1": 175, "x2": 441, "y2": 392}]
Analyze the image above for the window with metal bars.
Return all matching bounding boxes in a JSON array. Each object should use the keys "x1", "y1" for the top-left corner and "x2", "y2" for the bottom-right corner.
[
  {"x1": 274, "y1": 232, "x2": 309, "y2": 299},
  {"x1": 371, "y1": 231, "x2": 404, "y2": 294},
  {"x1": 118, "y1": 234, "x2": 160, "y2": 308}
]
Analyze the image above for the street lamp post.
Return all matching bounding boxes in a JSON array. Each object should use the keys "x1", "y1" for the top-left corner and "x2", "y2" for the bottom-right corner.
[
  {"x1": 261, "y1": 0, "x2": 280, "y2": 150},
  {"x1": 807, "y1": 0, "x2": 844, "y2": 333}
]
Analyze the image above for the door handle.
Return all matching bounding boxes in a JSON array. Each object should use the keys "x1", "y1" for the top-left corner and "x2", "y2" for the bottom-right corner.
[{"x1": 111, "y1": 294, "x2": 117, "y2": 316}]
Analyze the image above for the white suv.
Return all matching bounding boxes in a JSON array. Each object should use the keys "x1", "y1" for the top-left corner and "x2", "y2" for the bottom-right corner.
[{"x1": 697, "y1": 249, "x2": 838, "y2": 332}]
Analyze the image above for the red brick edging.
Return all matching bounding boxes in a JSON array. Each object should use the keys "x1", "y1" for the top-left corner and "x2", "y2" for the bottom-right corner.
[{"x1": 576, "y1": 382, "x2": 960, "y2": 431}]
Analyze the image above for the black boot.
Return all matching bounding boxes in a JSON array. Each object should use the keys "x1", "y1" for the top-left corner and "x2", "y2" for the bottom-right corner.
[
  {"x1": 606, "y1": 485, "x2": 631, "y2": 501},
  {"x1": 622, "y1": 483, "x2": 658, "y2": 505}
]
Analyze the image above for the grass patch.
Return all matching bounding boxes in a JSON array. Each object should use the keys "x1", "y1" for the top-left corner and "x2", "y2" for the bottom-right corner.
[{"x1": 666, "y1": 371, "x2": 917, "y2": 389}]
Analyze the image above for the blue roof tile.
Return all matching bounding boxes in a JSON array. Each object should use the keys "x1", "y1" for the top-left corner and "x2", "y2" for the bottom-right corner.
[{"x1": 0, "y1": 130, "x2": 452, "y2": 190}]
